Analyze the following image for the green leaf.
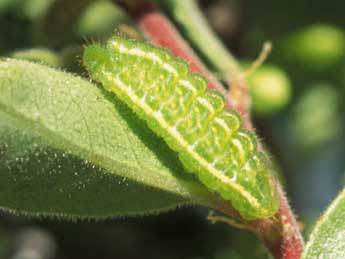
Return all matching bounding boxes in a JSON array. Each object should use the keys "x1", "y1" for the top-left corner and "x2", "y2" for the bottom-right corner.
[
  {"x1": 302, "y1": 188, "x2": 345, "y2": 258},
  {"x1": 0, "y1": 59, "x2": 218, "y2": 219}
]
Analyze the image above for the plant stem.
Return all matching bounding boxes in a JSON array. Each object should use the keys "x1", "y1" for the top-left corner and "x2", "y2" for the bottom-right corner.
[
  {"x1": 120, "y1": 1, "x2": 304, "y2": 258},
  {"x1": 158, "y1": 0, "x2": 240, "y2": 75},
  {"x1": 250, "y1": 185, "x2": 304, "y2": 259}
]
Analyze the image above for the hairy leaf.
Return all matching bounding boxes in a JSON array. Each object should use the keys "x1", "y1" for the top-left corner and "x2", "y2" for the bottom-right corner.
[
  {"x1": 302, "y1": 188, "x2": 345, "y2": 258},
  {"x1": 0, "y1": 59, "x2": 218, "y2": 219}
]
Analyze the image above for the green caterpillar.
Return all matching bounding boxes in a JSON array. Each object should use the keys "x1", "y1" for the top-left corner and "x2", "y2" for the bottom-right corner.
[{"x1": 83, "y1": 36, "x2": 278, "y2": 219}]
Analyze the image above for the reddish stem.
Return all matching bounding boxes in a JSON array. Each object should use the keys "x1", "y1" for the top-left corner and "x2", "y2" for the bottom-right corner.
[
  {"x1": 120, "y1": 1, "x2": 304, "y2": 258},
  {"x1": 250, "y1": 185, "x2": 304, "y2": 259}
]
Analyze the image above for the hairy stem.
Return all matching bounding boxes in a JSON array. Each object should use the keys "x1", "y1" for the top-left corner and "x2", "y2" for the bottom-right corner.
[
  {"x1": 119, "y1": 1, "x2": 304, "y2": 258},
  {"x1": 158, "y1": 0, "x2": 239, "y2": 75}
]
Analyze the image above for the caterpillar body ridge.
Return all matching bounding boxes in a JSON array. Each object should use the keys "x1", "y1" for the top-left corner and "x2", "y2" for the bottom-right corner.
[{"x1": 83, "y1": 36, "x2": 278, "y2": 219}]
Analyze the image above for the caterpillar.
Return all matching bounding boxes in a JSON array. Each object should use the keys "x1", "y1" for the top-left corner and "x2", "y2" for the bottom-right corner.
[{"x1": 83, "y1": 36, "x2": 278, "y2": 219}]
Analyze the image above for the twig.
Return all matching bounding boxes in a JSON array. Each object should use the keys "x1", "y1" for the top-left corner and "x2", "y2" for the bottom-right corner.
[
  {"x1": 243, "y1": 42, "x2": 272, "y2": 77},
  {"x1": 119, "y1": 1, "x2": 304, "y2": 258},
  {"x1": 159, "y1": 0, "x2": 240, "y2": 77},
  {"x1": 228, "y1": 41, "x2": 272, "y2": 128}
]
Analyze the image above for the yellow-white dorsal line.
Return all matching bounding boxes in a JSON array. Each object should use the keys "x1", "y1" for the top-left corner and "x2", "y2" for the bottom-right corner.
[
  {"x1": 106, "y1": 73, "x2": 263, "y2": 211},
  {"x1": 214, "y1": 117, "x2": 232, "y2": 132},
  {"x1": 197, "y1": 97, "x2": 215, "y2": 113},
  {"x1": 243, "y1": 161, "x2": 252, "y2": 171},
  {"x1": 231, "y1": 138, "x2": 246, "y2": 163},
  {"x1": 237, "y1": 131, "x2": 255, "y2": 151},
  {"x1": 111, "y1": 42, "x2": 178, "y2": 75},
  {"x1": 180, "y1": 79, "x2": 197, "y2": 93}
]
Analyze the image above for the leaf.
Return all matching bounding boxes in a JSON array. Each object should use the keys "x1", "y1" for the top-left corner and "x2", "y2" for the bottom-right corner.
[
  {"x1": 0, "y1": 59, "x2": 218, "y2": 219},
  {"x1": 302, "y1": 188, "x2": 345, "y2": 258}
]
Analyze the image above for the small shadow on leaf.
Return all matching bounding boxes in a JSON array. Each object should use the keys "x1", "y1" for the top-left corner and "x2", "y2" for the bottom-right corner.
[{"x1": 100, "y1": 88, "x2": 196, "y2": 183}]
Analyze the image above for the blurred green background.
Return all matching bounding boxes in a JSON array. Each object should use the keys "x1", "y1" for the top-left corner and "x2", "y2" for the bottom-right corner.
[{"x1": 0, "y1": 0, "x2": 344, "y2": 258}]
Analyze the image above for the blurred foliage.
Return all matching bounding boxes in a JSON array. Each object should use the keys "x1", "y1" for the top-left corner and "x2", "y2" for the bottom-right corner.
[
  {"x1": 290, "y1": 83, "x2": 342, "y2": 150},
  {"x1": 9, "y1": 48, "x2": 60, "y2": 66},
  {"x1": 0, "y1": 0, "x2": 344, "y2": 258},
  {"x1": 280, "y1": 24, "x2": 345, "y2": 72},
  {"x1": 18, "y1": 0, "x2": 55, "y2": 21},
  {"x1": 0, "y1": 226, "x2": 10, "y2": 258},
  {"x1": 0, "y1": 0, "x2": 21, "y2": 15}
]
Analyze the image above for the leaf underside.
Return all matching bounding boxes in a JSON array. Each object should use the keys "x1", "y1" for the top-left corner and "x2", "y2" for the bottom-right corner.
[
  {"x1": 0, "y1": 59, "x2": 217, "y2": 219},
  {"x1": 302, "y1": 188, "x2": 345, "y2": 258}
]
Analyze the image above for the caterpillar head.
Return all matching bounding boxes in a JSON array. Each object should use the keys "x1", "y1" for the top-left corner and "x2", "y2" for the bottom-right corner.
[{"x1": 83, "y1": 44, "x2": 113, "y2": 82}]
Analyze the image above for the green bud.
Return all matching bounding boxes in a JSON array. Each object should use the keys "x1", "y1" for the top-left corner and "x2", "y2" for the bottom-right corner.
[
  {"x1": 246, "y1": 64, "x2": 292, "y2": 116},
  {"x1": 19, "y1": 0, "x2": 55, "y2": 20},
  {"x1": 74, "y1": 0, "x2": 128, "y2": 37}
]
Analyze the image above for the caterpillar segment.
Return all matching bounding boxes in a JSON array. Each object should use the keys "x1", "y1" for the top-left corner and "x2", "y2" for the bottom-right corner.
[{"x1": 83, "y1": 36, "x2": 278, "y2": 219}]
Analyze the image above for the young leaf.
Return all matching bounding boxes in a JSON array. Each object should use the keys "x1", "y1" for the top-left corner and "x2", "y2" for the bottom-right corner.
[
  {"x1": 0, "y1": 59, "x2": 217, "y2": 219},
  {"x1": 302, "y1": 187, "x2": 345, "y2": 258}
]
